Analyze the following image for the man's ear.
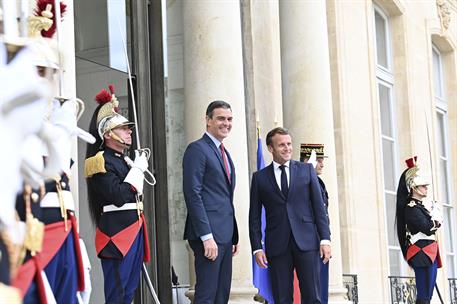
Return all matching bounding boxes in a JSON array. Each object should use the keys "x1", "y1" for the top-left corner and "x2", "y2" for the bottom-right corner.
[
  {"x1": 104, "y1": 131, "x2": 111, "y2": 141},
  {"x1": 267, "y1": 145, "x2": 273, "y2": 153}
]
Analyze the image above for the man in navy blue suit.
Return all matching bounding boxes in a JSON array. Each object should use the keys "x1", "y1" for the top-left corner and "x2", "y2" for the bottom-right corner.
[
  {"x1": 183, "y1": 100, "x2": 239, "y2": 304},
  {"x1": 249, "y1": 127, "x2": 331, "y2": 304}
]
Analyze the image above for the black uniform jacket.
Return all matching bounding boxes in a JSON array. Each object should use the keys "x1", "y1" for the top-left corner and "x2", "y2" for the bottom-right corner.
[
  {"x1": 405, "y1": 198, "x2": 439, "y2": 267},
  {"x1": 87, "y1": 148, "x2": 142, "y2": 259}
]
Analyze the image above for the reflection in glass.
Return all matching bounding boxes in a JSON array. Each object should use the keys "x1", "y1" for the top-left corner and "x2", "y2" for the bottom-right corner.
[{"x1": 74, "y1": 0, "x2": 131, "y2": 73}]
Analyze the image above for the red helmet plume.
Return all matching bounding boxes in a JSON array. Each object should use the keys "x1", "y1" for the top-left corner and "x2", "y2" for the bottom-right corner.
[{"x1": 34, "y1": 0, "x2": 67, "y2": 38}]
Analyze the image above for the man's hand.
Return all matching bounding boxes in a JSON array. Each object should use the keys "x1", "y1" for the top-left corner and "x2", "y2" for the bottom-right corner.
[
  {"x1": 203, "y1": 238, "x2": 218, "y2": 261},
  {"x1": 232, "y1": 244, "x2": 240, "y2": 257},
  {"x1": 254, "y1": 250, "x2": 268, "y2": 268},
  {"x1": 320, "y1": 244, "x2": 331, "y2": 264}
]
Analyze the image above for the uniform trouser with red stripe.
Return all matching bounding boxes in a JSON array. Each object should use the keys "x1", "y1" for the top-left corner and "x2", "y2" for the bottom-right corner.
[
  {"x1": 23, "y1": 234, "x2": 78, "y2": 304},
  {"x1": 413, "y1": 259, "x2": 438, "y2": 301},
  {"x1": 101, "y1": 227, "x2": 144, "y2": 304}
]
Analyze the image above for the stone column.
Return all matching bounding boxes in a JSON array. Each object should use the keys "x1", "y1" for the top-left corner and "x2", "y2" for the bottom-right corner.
[
  {"x1": 182, "y1": 2, "x2": 256, "y2": 303},
  {"x1": 279, "y1": 1, "x2": 349, "y2": 303}
]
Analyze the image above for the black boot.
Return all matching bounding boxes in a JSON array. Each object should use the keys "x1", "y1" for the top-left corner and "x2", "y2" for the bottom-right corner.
[{"x1": 416, "y1": 300, "x2": 430, "y2": 304}]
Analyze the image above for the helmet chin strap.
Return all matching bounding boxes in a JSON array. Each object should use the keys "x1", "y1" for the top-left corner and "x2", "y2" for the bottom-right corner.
[
  {"x1": 108, "y1": 130, "x2": 131, "y2": 149},
  {"x1": 412, "y1": 186, "x2": 427, "y2": 198}
]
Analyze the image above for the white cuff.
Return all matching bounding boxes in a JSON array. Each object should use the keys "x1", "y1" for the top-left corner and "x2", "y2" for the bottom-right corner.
[
  {"x1": 320, "y1": 240, "x2": 331, "y2": 246},
  {"x1": 200, "y1": 233, "x2": 213, "y2": 241},
  {"x1": 124, "y1": 167, "x2": 144, "y2": 194},
  {"x1": 253, "y1": 249, "x2": 263, "y2": 255}
]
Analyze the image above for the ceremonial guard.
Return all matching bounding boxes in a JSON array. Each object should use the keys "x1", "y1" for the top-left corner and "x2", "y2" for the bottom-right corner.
[
  {"x1": 85, "y1": 85, "x2": 150, "y2": 303},
  {"x1": 300, "y1": 144, "x2": 330, "y2": 304},
  {"x1": 396, "y1": 157, "x2": 443, "y2": 304},
  {"x1": 9, "y1": 1, "x2": 93, "y2": 302}
]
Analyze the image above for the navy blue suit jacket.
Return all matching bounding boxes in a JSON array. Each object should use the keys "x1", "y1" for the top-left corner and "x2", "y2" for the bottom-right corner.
[
  {"x1": 183, "y1": 134, "x2": 239, "y2": 245},
  {"x1": 249, "y1": 160, "x2": 330, "y2": 257}
]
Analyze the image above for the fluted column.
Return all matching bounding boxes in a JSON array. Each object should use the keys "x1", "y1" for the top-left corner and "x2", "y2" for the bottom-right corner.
[
  {"x1": 279, "y1": 1, "x2": 349, "y2": 303},
  {"x1": 182, "y1": 1, "x2": 256, "y2": 302}
]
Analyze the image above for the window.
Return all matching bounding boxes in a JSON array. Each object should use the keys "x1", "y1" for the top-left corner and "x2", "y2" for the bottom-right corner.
[
  {"x1": 374, "y1": 5, "x2": 403, "y2": 276},
  {"x1": 433, "y1": 46, "x2": 456, "y2": 277}
]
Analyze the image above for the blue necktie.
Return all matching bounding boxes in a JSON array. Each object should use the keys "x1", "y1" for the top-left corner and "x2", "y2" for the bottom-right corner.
[{"x1": 279, "y1": 165, "x2": 288, "y2": 198}]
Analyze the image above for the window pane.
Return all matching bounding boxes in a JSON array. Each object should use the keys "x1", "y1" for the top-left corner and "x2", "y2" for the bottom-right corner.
[
  {"x1": 389, "y1": 249, "x2": 401, "y2": 276},
  {"x1": 447, "y1": 255, "x2": 455, "y2": 278},
  {"x1": 386, "y1": 193, "x2": 398, "y2": 246},
  {"x1": 379, "y1": 84, "x2": 393, "y2": 137},
  {"x1": 375, "y1": 11, "x2": 388, "y2": 68},
  {"x1": 433, "y1": 48, "x2": 443, "y2": 98},
  {"x1": 382, "y1": 139, "x2": 396, "y2": 191},
  {"x1": 436, "y1": 112, "x2": 446, "y2": 156},
  {"x1": 444, "y1": 206, "x2": 454, "y2": 251},
  {"x1": 439, "y1": 159, "x2": 450, "y2": 203}
]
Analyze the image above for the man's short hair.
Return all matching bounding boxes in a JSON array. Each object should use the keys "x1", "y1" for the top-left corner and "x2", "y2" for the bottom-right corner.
[
  {"x1": 206, "y1": 100, "x2": 231, "y2": 118},
  {"x1": 266, "y1": 127, "x2": 290, "y2": 147}
]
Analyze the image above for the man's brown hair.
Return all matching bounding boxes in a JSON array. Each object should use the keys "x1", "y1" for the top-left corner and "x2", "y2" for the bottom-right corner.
[{"x1": 266, "y1": 127, "x2": 290, "y2": 147}]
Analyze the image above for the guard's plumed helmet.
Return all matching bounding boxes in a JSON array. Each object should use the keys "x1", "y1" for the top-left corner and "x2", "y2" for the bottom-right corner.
[
  {"x1": 95, "y1": 84, "x2": 133, "y2": 140},
  {"x1": 27, "y1": 0, "x2": 67, "y2": 69},
  {"x1": 404, "y1": 156, "x2": 430, "y2": 192}
]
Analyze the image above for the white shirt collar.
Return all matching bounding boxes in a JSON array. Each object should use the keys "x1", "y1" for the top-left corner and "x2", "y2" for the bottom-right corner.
[
  {"x1": 273, "y1": 160, "x2": 290, "y2": 170},
  {"x1": 205, "y1": 131, "x2": 222, "y2": 148}
]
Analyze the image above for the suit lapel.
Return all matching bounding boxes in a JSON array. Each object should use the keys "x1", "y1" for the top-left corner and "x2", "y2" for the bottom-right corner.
[
  {"x1": 266, "y1": 163, "x2": 286, "y2": 200},
  {"x1": 225, "y1": 149, "x2": 236, "y2": 190},
  {"x1": 288, "y1": 160, "x2": 297, "y2": 198},
  {"x1": 203, "y1": 134, "x2": 232, "y2": 186}
]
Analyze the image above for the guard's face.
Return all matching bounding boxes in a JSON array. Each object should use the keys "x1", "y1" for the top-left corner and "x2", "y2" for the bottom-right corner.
[
  {"x1": 413, "y1": 185, "x2": 428, "y2": 198},
  {"x1": 268, "y1": 134, "x2": 292, "y2": 164},
  {"x1": 206, "y1": 107, "x2": 233, "y2": 142},
  {"x1": 315, "y1": 158, "x2": 324, "y2": 175},
  {"x1": 113, "y1": 125, "x2": 132, "y2": 145},
  {"x1": 105, "y1": 125, "x2": 132, "y2": 152}
]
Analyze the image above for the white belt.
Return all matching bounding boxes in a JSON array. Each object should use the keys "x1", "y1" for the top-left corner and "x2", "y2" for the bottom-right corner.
[
  {"x1": 103, "y1": 203, "x2": 142, "y2": 213},
  {"x1": 410, "y1": 232, "x2": 436, "y2": 244},
  {"x1": 40, "y1": 191, "x2": 75, "y2": 211}
]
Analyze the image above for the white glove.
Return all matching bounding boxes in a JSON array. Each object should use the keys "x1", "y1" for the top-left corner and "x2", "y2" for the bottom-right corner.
[
  {"x1": 131, "y1": 150, "x2": 149, "y2": 172},
  {"x1": 38, "y1": 121, "x2": 72, "y2": 178},
  {"x1": 123, "y1": 151, "x2": 148, "y2": 194},
  {"x1": 308, "y1": 150, "x2": 317, "y2": 168},
  {"x1": 430, "y1": 201, "x2": 443, "y2": 225},
  {"x1": 20, "y1": 135, "x2": 47, "y2": 189}
]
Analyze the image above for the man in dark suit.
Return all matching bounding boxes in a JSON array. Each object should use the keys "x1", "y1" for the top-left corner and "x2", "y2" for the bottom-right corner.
[
  {"x1": 249, "y1": 127, "x2": 331, "y2": 304},
  {"x1": 183, "y1": 100, "x2": 239, "y2": 304}
]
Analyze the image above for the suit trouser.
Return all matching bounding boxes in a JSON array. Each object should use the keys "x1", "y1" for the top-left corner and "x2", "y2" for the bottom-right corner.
[
  {"x1": 320, "y1": 260, "x2": 329, "y2": 304},
  {"x1": 189, "y1": 240, "x2": 233, "y2": 304},
  {"x1": 268, "y1": 236, "x2": 321, "y2": 304}
]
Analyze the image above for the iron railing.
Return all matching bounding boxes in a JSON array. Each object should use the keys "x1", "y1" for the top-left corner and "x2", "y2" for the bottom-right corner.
[
  {"x1": 342, "y1": 274, "x2": 358, "y2": 303},
  {"x1": 388, "y1": 276, "x2": 416, "y2": 304},
  {"x1": 450, "y1": 278, "x2": 457, "y2": 304}
]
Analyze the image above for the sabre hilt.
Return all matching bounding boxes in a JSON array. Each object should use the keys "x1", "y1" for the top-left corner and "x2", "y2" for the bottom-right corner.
[{"x1": 124, "y1": 148, "x2": 156, "y2": 186}]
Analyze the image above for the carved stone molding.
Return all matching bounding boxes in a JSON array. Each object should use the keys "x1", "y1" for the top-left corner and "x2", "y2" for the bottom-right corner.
[{"x1": 437, "y1": 0, "x2": 452, "y2": 32}]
